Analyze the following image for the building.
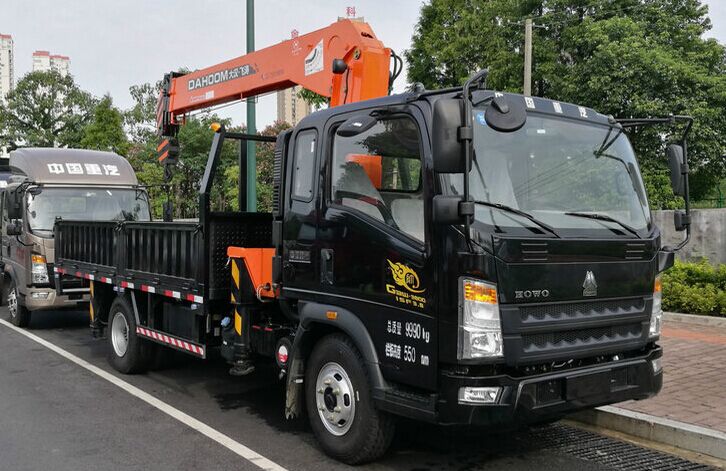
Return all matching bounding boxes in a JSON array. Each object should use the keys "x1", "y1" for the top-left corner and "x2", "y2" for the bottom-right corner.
[
  {"x1": 276, "y1": 86, "x2": 312, "y2": 126},
  {"x1": 32, "y1": 50, "x2": 51, "y2": 72},
  {"x1": 0, "y1": 34, "x2": 14, "y2": 160},
  {"x1": 50, "y1": 54, "x2": 70, "y2": 76},
  {"x1": 0, "y1": 34, "x2": 13, "y2": 103},
  {"x1": 32, "y1": 50, "x2": 70, "y2": 76}
]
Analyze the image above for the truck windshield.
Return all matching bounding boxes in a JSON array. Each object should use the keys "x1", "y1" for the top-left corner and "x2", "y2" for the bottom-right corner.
[
  {"x1": 26, "y1": 187, "x2": 151, "y2": 234},
  {"x1": 445, "y1": 112, "x2": 651, "y2": 237}
]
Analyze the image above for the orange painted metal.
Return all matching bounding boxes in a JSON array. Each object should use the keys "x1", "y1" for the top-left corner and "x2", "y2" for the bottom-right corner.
[
  {"x1": 345, "y1": 154, "x2": 382, "y2": 189},
  {"x1": 166, "y1": 19, "x2": 391, "y2": 125},
  {"x1": 228, "y1": 247, "x2": 276, "y2": 298}
]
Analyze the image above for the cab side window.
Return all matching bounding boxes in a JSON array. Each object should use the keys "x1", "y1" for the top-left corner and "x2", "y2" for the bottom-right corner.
[
  {"x1": 331, "y1": 116, "x2": 424, "y2": 242},
  {"x1": 291, "y1": 130, "x2": 318, "y2": 201}
]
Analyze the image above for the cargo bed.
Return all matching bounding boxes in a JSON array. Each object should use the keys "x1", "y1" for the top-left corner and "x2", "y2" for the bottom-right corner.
[{"x1": 54, "y1": 212, "x2": 273, "y2": 305}]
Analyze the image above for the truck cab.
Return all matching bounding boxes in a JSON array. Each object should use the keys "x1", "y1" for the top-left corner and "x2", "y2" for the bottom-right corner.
[
  {"x1": 1, "y1": 148, "x2": 151, "y2": 326},
  {"x1": 266, "y1": 87, "x2": 684, "y2": 453}
]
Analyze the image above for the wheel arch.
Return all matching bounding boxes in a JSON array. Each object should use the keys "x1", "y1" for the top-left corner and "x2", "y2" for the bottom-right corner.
[
  {"x1": 3, "y1": 265, "x2": 20, "y2": 304},
  {"x1": 284, "y1": 301, "x2": 387, "y2": 418}
]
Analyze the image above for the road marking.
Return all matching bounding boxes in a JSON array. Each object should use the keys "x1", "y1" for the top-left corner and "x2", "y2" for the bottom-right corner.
[{"x1": 0, "y1": 319, "x2": 288, "y2": 471}]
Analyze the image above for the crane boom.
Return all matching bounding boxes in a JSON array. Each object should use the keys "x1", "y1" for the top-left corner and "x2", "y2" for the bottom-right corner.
[{"x1": 156, "y1": 19, "x2": 392, "y2": 138}]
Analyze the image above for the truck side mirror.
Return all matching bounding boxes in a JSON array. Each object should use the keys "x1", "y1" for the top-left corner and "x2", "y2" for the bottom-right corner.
[
  {"x1": 673, "y1": 210, "x2": 690, "y2": 232},
  {"x1": 432, "y1": 98, "x2": 465, "y2": 173},
  {"x1": 6, "y1": 220, "x2": 21, "y2": 236},
  {"x1": 4, "y1": 189, "x2": 21, "y2": 220},
  {"x1": 432, "y1": 195, "x2": 464, "y2": 225},
  {"x1": 666, "y1": 144, "x2": 686, "y2": 197}
]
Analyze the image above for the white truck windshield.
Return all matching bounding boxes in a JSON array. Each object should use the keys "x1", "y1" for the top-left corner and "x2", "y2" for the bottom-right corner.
[{"x1": 27, "y1": 187, "x2": 151, "y2": 233}]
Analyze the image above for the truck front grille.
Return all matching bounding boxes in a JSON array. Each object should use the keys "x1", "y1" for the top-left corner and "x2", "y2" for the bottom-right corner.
[
  {"x1": 500, "y1": 297, "x2": 651, "y2": 365},
  {"x1": 522, "y1": 323, "x2": 643, "y2": 353},
  {"x1": 519, "y1": 298, "x2": 644, "y2": 323}
]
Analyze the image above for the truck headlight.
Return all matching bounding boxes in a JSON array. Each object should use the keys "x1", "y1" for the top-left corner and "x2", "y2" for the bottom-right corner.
[
  {"x1": 31, "y1": 253, "x2": 49, "y2": 284},
  {"x1": 458, "y1": 278, "x2": 503, "y2": 359},
  {"x1": 649, "y1": 275, "x2": 662, "y2": 338}
]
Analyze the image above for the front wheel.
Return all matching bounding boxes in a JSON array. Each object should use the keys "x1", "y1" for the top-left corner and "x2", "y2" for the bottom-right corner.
[
  {"x1": 305, "y1": 333, "x2": 395, "y2": 464},
  {"x1": 6, "y1": 278, "x2": 31, "y2": 328},
  {"x1": 107, "y1": 296, "x2": 150, "y2": 374}
]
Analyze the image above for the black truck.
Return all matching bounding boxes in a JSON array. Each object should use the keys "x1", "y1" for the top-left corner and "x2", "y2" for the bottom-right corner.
[{"x1": 54, "y1": 73, "x2": 692, "y2": 464}]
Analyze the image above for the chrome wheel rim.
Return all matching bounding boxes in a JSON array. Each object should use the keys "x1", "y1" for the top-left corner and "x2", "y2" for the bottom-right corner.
[
  {"x1": 110, "y1": 312, "x2": 129, "y2": 357},
  {"x1": 315, "y1": 362, "x2": 356, "y2": 436},
  {"x1": 7, "y1": 288, "x2": 17, "y2": 318}
]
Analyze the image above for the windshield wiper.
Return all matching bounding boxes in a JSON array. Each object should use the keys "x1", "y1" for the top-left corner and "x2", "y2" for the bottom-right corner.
[
  {"x1": 472, "y1": 200, "x2": 560, "y2": 238},
  {"x1": 564, "y1": 212, "x2": 641, "y2": 238}
]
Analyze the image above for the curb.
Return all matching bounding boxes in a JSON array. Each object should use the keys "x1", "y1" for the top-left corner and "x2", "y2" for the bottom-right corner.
[
  {"x1": 571, "y1": 405, "x2": 726, "y2": 461},
  {"x1": 664, "y1": 312, "x2": 726, "y2": 328}
]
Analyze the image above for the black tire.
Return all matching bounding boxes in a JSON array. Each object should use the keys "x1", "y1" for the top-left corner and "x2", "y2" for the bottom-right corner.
[
  {"x1": 6, "y1": 278, "x2": 31, "y2": 328},
  {"x1": 0, "y1": 273, "x2": 7, "y2": 306},
  {"x1": 107, "y1": 296, "x2": 151, "y2": 374},
  {"x1": 305, "y1": 333, "x2": 395, "y2": 464}
]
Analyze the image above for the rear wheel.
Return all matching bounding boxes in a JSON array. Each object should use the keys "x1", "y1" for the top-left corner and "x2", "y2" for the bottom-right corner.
[
  {"x1": 305, "y1": 333, "x2": 395, "y2": 464},
  {"x1": 107, "y1": 296, "x2": 150, "y2": 374},
  {"x1": 7, "y1": 278, "x2": 31, "y2": 328}
]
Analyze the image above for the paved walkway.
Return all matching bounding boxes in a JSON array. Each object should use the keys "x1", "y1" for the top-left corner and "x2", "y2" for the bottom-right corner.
[{"x1": 617, "y1": 317, "x2": 726, "y2": 433}]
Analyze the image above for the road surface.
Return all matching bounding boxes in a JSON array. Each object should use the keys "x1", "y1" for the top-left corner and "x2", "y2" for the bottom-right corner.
[{"x1": 0, "y1": 308, "x2": 713, "y2": 471}]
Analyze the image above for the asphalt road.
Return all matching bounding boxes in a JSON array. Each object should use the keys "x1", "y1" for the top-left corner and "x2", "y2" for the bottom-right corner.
[{"x1": 0, "y1": 308, "x2": 712, "y2": 471}]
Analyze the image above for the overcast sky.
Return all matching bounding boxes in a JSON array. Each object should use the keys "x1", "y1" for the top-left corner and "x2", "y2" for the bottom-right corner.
[{"x1": 2, "y1": 0, "x2": 725, "y2": 128}]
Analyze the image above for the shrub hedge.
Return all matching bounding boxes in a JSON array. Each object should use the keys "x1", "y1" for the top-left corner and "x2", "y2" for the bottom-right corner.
[{"x1": 661, "y1": 259, "x2": 726, "y2": 316}]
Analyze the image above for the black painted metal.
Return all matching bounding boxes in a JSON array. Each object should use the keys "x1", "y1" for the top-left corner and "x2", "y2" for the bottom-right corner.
[
  {"x1": 206, "y1": 211, "x2": 273, "y2": 299},
  {"x1": 54, "y1": 220, "x2": 119, "y2": 278},
  {"x1": 199, "y1": 127, "x2": 278, "y2": 299},
  {"x1": 54, "y1": 213, "x2": 273, "y2": 301},
  {"x1": 123, "y1": 221, "x2": 202, "y2": 291}
]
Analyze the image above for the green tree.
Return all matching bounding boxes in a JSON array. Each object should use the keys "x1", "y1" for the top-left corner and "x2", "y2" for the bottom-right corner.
[
  {"x1": 80, "y1": 94, "x2": 129, "y2": 155},
  {"x1": 0, "y1": 70, "x2": 95, "y2": 148},
  {"x1": 223, "y1": 120, "x2": 292, "y2": 212},
  {"x1": 406, "y1": 0, "x2": 726, "y2": 208},
  {"x1": 125, "y1": 81, "x2": 161, "y2": 144},
  {"x1": 298, "y1": 88, "x2": 329, "y2": 109},
  {"x1": 123, "y1": 77, "x2": 290, "y2": 218},
  {"x1": 125, "y1": 112, "x2": 242, "y2": 219}
]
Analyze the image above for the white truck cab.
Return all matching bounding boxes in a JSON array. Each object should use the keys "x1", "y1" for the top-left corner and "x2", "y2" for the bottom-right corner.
[{"x1": 1, "y1": 148, "x2": 150, "y2": 327}]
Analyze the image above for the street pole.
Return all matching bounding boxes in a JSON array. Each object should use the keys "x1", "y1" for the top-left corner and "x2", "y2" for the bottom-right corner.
[
  {"x1": 524, "y1": 18, "x2": 532, "y2": 96},
  {"x1": 245, "y1": 0, "x2": 257, "y2": 211}
]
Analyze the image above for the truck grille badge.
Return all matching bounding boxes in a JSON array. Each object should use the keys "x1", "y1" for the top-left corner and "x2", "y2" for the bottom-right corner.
[{"x1": 582, "y1": 271, "x2": 597, "y2": 297}]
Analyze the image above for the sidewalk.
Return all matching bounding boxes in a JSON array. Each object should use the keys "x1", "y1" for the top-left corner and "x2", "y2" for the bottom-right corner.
[{"x1": 616, "y1": 315, "x2": 726, "y2": 433}]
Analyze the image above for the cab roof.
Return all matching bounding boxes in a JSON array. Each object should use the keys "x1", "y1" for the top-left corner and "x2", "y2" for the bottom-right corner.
[
  {"x1": 9, "y1": 148, "x2": 138, "y2": 186},
  {"x1": 295, "y1": 87, "x2": 614, "y2": 129},
  {"x1": 470, "y1": 90, "x2": 614, "y2": 126}
]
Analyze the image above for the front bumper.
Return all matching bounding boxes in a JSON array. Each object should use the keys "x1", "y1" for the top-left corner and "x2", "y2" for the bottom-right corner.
[
  {"x1": 436, "y1": 346, "x2": 662, "y2": 426},
  {"x1": 24, "y1": 286, "x2": 90, "y2": 311}
]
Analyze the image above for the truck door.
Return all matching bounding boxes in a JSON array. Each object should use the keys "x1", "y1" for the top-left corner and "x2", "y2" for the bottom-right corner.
[
  {"x1": 315, "y1": 107, "x2": 438, "y2": 391},
  {"x1": 281, "y1": 128, "x2": 320, "y2": 291},
  {"x1": 1, "y1": 189, "x2": 23, "y2": 285}
]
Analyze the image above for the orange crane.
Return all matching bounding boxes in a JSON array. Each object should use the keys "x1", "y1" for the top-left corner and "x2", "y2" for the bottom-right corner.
[{"x1": 156, "y1": 18, "x2": 400, "y2": 146}]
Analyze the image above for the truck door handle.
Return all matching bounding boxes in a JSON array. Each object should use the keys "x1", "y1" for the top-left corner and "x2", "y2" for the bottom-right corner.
[{"x1": 321, "y1": 249, "x2": 334, "y2": 285}]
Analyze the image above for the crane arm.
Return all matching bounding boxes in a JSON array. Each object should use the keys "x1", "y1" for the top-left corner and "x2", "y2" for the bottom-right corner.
[{"x1": 156, "y1": 19, "x2": 392, "y2": 138}]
